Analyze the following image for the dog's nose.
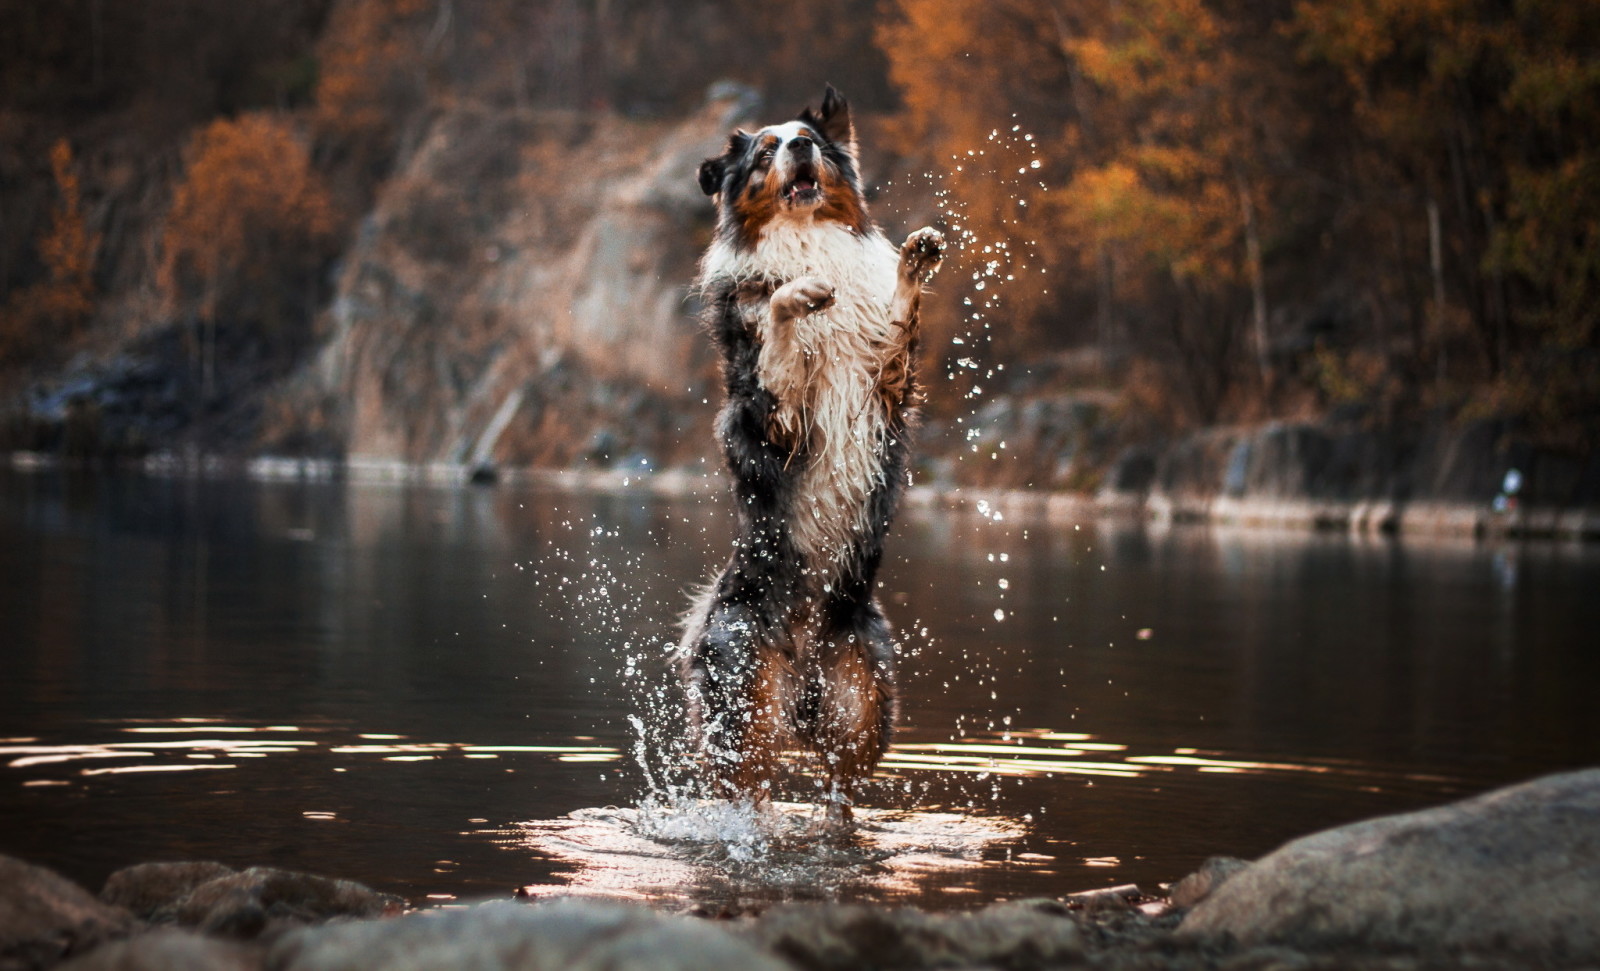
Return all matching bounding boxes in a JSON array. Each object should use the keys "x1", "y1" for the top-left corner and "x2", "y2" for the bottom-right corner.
[{"x1": 788, "y1": 135, "x2": 814, "y2": 155}]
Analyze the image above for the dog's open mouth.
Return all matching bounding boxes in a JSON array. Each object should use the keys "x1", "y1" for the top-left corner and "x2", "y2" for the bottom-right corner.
[{"x1": 785, "y1": 164, "x2": 821, "y2": 204}]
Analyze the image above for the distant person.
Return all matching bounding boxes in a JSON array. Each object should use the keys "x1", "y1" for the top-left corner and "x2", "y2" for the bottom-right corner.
[{"x1": 1492, "y1": 467, "x2": 1522, "y2": 514}]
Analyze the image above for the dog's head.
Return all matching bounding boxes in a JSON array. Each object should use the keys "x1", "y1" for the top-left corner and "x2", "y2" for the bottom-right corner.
[{"x1": 698, "y1": 85, "x2": 869, "y2": 247}]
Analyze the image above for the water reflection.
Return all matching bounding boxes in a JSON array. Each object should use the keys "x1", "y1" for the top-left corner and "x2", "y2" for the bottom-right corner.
[
  {"x1": 2, "y1": 471, "x2": 1598, "y2": 906},
  {"x1": 0, "y1": 719, "x2": 624, "y2": 783},
  {"x1": 501, "y1": 802, "x2": 1029, "y2": 910}
]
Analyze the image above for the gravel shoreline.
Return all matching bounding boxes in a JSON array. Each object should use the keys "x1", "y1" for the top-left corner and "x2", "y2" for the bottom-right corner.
[{"x1": 5, "y1": 769, "x2": 1597, "y2": 971}]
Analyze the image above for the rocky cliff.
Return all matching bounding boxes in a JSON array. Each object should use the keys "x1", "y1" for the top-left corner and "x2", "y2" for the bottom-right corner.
[{"x1": 267, "y1": 89, "x2": 769, "y2": 473}]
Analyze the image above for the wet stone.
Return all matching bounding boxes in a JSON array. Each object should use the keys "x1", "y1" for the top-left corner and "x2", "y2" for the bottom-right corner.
[
  {"x1": 99, "y1": 862, "x2": 239, "y2": 922},
  {"x1": 944, "y1": 900, "x2": 1087, "y2": 967},
  {"x1": 1169, "y1": 858, "x2": 1250, "y2": 911},
  {"x1": 267, "y1": 898, "x2": 792, "y2": 971},
  {"x1": 159, "y1": 867, "x2": 402, "y2": 939},
  {"x1": 0, "y1": 855, "x2": 136, "y2": 971},
  {"x1": 742, "y1": 900, "x2": 1084, "y2": 970}
]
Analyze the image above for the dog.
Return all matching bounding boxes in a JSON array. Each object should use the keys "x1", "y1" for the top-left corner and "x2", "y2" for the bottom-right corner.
[{"x1": 678, "y1": 85, "x2": 943, "y2": 820}]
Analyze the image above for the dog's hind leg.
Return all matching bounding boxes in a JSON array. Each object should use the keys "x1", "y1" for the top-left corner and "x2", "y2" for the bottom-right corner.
[
  {"x1": 805, "y1": 610, "x2": 897, "y2": 823},
  {"x1": 681, "y1": 595, "x2": 795, "y2": 804}
]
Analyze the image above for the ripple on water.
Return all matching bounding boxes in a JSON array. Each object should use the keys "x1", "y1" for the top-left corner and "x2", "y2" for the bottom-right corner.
[{"x1": 501, "y1": 800, "x2": 1028, "y2": 910}]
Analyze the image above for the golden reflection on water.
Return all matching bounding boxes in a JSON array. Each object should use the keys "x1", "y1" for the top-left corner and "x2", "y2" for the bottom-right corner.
[
  {"x1": 874, "y1": 728, "x2": 1452, "y2": 787},
  {"x1": 2, "y1": 719, "x2": 1446, "y2": 793},
  {"x1": 0, "y1": 719, "x2": 626, "y2": 782},
  {"x1": 2, "y1": 715, "x2": 1465, "y2": 815}
]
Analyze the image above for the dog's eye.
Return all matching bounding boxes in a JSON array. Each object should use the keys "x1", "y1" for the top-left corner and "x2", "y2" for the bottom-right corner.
[{"x1": 757, "y1": 148, "x2": 775, "y2": 165}]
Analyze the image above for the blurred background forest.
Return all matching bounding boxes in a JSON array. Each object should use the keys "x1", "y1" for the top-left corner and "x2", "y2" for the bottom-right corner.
[{"x1": 2, "y1": 0, "x2": 1597, "y2": 509}]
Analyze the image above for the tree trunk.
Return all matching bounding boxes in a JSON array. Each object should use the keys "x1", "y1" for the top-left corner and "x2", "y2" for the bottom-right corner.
[
  {"x1": 1236, "y1": 174, "x2": 1270, "y2": 390},
  {"x1": 1428, "y1": 196, "x2": 1447, "y2": 387}
]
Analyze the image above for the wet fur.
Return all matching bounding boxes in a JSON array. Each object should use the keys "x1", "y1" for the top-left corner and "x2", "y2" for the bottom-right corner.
[{"x1": 680, "y1": 86, "x2": 943, "y2": 817}]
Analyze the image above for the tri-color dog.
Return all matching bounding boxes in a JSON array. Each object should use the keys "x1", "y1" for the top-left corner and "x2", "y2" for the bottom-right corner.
[{"x1": 679, "y1": 85, "x2": 943, "y2": 819}]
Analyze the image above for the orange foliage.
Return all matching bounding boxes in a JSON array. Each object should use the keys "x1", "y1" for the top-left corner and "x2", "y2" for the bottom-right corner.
[
  {"x1": 313, "y1": 0, "x2": 432, "y2": 154},
  {"x1": 0, "y1": 139, "x2": 100, "y2": 363},
  {"x1": 876, "y1": 0, "x2": 1083, "y2": 350},
  {"x1": 159, "y1": 112, "x2": 337, "y2": 328},
  {"x1": 880, "y1": 0, "x2": 1298, "y2": 419},
  {"x1": 1051, "y1": 0, "x2": 1277, "y2": 293}
]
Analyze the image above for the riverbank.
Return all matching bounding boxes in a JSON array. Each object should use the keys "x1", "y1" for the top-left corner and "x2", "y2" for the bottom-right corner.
[
  {"x1": 5, "y1": 769, "x2": 1596, "y2": 971},
  {"x1": 8, "y1": 447, "x2": 1600, "y2": 543}
]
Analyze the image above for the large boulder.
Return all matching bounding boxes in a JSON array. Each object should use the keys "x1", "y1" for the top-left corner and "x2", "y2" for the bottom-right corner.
[
  {"x1": 1178, "y1": 769, "x2": 1600, "y2": 963},
  {"x1": 267, "y1": 898, "x2": 792, "y2": 971},
  {"x1": 0, "y1": 855, "x2": 136, "y2": 971}
]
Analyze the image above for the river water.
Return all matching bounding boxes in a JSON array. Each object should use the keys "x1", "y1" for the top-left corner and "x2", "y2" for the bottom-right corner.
[{"x1": 2, "y1": 469, "x2": 1597, "y2": 910}]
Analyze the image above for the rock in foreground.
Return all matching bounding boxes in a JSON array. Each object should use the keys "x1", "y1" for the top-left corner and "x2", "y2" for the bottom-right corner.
[
  {"x1": 97, "y1": 862, "x2": 401, "y2": 939},
  {"x1": 1178, "y1": 768, "x2": 1600, "y2": 963},
  {"x1": 99, "y1": 863, "x2": 238, "y2": 922},
  {"x1": 269, "y1": 898, "x2": 790, "y2": 971},
  {"x1": 54, "y1": 929, "x2": 258, "y2": 971},
  {"x1": 742, "y1": 900, "x2": 1084, "y2": 970},
  {"x1": 0, "y1": 856, "x2": 135, "y2": 971}
]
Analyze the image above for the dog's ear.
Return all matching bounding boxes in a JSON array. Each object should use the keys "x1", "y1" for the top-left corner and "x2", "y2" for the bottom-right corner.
[
  {"x1": 800, "y1": 84, "x2": 856, "y2": 157},
  {"x1": 698, "y1": 130, "x2": 753, "y2": 196},
  {"x1": 698, "y1": 157, "x2": 725, "y2": 196}
]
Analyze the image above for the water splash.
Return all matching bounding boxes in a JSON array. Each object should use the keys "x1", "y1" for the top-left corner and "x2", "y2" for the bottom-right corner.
[
  {"x1": 899, "y1": 121, "x2": 1061, "y2": 797},
  {"x1": 502, "y1": 800, "x2": 1027, "y2": 910}
]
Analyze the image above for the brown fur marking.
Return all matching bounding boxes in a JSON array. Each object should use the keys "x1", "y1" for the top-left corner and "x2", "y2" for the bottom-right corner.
[
  {"x1": 732, "y1": 164, "x2": 784, "y2": 245},
  {"x1": 813, "y1": 165, "x2": 870, "y2": 235},
  {"x1": 714, "y1": 647, "x2": 795, "y2": 803},
  {"x1": 811, "y1": 643, "x2": 891, "y2": 818}
]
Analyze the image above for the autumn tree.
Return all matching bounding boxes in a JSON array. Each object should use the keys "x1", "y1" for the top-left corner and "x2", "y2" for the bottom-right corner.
[
  {"x1": 159, "y1": 113, "x2": 337, "y2": 399},
  {"x1": 313, "y1": 0, "x2": 434, "y2": 179},
  {"x1": 875, "y1": 0, "x2": 1091, "y2": 367},
  {"x1": 1293, "y1": 0, "x2": 1600, "y2": 439},
  {"x1": 1055, "y1": 0, "x2": 1310, "y2": 418},
  {"x1": 0, "y1": 139, "x2": 101, "y2": 365},
  {"x1": 879, "y1": 0, "x2": 1308, "y2": 421}
]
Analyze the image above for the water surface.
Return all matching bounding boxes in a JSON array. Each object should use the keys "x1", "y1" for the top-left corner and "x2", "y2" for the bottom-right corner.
[{"x1": 2, "y1": 470, "x2": 1597, "y2": 909}]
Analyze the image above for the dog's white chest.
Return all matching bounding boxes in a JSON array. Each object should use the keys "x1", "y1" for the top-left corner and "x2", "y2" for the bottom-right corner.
[{"x1": 705, "y1": 223, "x2": 904, "y2": 570}]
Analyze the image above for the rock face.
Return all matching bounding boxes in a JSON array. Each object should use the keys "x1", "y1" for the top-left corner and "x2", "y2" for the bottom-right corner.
[
  {"x1": 297, "y1": 88, "x2": 750, "y2": 469},
  {"x1": 0, "y1": 856, "x2": 135, "y2": 971},
  {"x1": 267, "y1": 898, "x2": 790, "y2": 971},
  {"x1": 1178, "y1": 768, "x2": 1600, "y2": 963}
]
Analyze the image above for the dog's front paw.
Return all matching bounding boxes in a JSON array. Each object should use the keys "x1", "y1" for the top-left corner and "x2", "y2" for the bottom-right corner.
[
  {"x1": 901, "y1": 228, "x2": 944, "y2": 284},
  {"x1": 771, "y1": 276, "x2": 836, "y2": 322}
]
